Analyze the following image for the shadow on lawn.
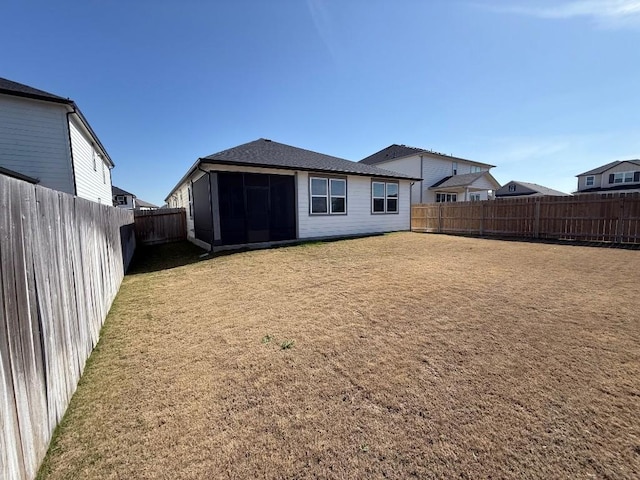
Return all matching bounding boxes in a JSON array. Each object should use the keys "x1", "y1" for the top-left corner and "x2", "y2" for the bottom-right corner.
[{"x1": 126, "y1": 241, "x2": 210, "y2": 274}]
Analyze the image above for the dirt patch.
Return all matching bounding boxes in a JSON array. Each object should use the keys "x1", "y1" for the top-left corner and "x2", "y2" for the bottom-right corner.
[{"x1": 38, "y1": 233, "x2": 640, "y2": 479}]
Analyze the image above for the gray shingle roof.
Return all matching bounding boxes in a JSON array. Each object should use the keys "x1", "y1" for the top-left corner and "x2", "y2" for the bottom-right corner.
[
  {"x1": 360, "y1": 143, "x2": 495, "y2": 168},
  {"x1": 112, "y1": 186, "x2": 135, "y2": 197},
  {"x1": 514, "y1": 181, "x2": 567, "y2": 196},
  {"x1": 135, "y1": 198, "x2": 159, "y2": 209},
  {"x1": 0, "y1": 77, "x2": 72, "y2": 104},
  {"x1": 429, "y1": 172, "x2": 487, "y2": 189},
  {"x1": 202, "y1": 139, "x2": 419, "y2": 178},
  {"x1": 166, "y1": 139, "x2": 421, "y2": 201},
  {"x1": 577, "y1": 160, "x2": 640, "y2": 176}
]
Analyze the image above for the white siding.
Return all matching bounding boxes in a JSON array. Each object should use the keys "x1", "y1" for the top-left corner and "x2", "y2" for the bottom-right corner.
[
  {"x1": 297, "y1": 172, "x2": 410, "y2": 239},
  {"x1": 171, "y1": 164, "x2": 411, "y2": 245},
  {"x1": 69, "y1": 118, "x2": 112, "y2": 205},
  {"x1": 576, "y1": 174, "x2": 602, "y2": 191},
  {"x1": 0, "y1": 95, "x2": 74, "y2": 193},
  {"x1": 370, "y1": 153, "x2": 493, "y2": 204}
]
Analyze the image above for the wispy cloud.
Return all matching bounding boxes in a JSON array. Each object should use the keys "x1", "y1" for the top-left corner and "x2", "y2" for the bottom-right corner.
[
  {"x1": 483, "y1": 0, "x2": 640, "y2": 29},
  {"x1": 307, "y1": 0, "x2": 340, "y2": 61}
]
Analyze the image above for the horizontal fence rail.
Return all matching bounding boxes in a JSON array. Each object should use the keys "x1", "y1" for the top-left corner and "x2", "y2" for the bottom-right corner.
[
  {"x1": 411, "y1": 193, "x2": 640, "y2": 244},
  {"x1": 134, "y1": 208, "x2": 186, "y2": 246},
  {"x1": 0, "y1": 175, "x2": 135, "y2": 480}
]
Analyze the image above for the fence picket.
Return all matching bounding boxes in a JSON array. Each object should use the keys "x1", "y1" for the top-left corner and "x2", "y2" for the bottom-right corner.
[
  {"x1": 411, "y1": 193, "x2": 640, "y2": 244},
  {"x1": 0, "y1": 174, "x2": 135, "y2": 480}
]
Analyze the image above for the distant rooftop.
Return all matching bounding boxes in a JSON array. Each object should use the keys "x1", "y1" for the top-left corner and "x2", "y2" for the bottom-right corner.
[{"x1": 360, "y1": 143, "x2": 495, "y2": 168}]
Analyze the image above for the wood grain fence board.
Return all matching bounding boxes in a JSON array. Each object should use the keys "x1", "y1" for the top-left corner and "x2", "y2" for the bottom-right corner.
[
  {"x1": 134, "y1": 208, "x2": 186, "y2": 245},
  {"x1": 0, "y1": 174, "x2": 135, "y2": 480},
  {"x1": 411, "y1": 194, "x2": 640, "y2": 244}
]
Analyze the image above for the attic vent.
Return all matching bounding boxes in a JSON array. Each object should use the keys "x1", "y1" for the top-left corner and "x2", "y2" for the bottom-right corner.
[{"x1": 264, "y1": 139, "x2": 272, "y2": 142}]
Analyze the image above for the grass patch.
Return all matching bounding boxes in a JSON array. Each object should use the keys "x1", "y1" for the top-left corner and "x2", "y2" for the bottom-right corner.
[{"x1": 38, "y1": 233, "x2": 640, "y2": 479}]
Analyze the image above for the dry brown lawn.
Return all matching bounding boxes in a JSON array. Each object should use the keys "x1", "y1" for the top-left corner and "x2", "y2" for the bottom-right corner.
[{"x1": 38, "y1": 233, "x2": 640, "y2": 479}]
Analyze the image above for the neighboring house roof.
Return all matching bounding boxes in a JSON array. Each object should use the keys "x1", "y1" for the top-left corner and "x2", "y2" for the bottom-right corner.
[
  {"x1": 166, "y1": 138, "x2": 421, "y2": 200},
  {"x1": 360, "y1": 143, "x2": 495, "y2": 168},
  {"x1": 577, "y1": 160, "x2": 640, "y2": 176},
  {"x1": 0, "y1": 165, "x2": 40, "y2": 184},
  {"x1": 134, "y1": 198, "x2": 159, "y2": 209},
  {"x1": 112, "y1": 185, "x2": 135, "y2": 197},
  {"x1": 0, "y1": 77, "x2": 115, "y2": 168},
  {"x1": 496, "y1": 181, "x2": 567, "y2": 197},
  {"x1": 429, "y1": 171, "x2": 500, "y2": 190},
  {"x1": 577, "y1": 183, "x2": 640, "y2": 194}
]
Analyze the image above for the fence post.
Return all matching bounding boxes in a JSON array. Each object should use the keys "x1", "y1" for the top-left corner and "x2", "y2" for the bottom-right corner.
[
  {"x1": 534, "y1": 198, "x2": 541, "y2": 239},
  {"x1": 479, "y1": 202, "x2": 485, "y2": 236},
  {"x1": 438, "y1": 204, "x2": 443, "y2": 233},
  {"x1": 616, "y1": 196, "x2": 625, "y2": 243}
]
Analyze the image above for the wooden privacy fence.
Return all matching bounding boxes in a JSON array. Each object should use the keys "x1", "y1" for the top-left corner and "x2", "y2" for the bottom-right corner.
[
  {"x1": 0, "y1": 175, "x2": 135, "y2": 480},
  {"x1": 411, "y1": 193, "x2": 640, "y2": 244},
  {"x1": 134, "y1": 208, "x2": 186, "y2": 245}
]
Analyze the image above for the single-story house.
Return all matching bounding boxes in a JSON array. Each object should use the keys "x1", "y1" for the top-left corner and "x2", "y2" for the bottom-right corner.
[
  {"x1": 575, "y1": 160, "x2": 640, "y2": 194},
  {"x1": 165, "y1": 138, "x2": 420, "y2": 250},
  {"x1": 0, "y1": 77, "x2": 114, "y2": 205},
  {"x1": 495, "y1": 181, "x2": 568, "y2": 198},
  {"x1": 360, "y1": 144, "x2": 500, "y2": 203}
]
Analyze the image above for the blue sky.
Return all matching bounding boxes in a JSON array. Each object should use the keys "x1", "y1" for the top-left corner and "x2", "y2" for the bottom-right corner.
[{"x1": 2, "y1": 0, "x2": 640, "y2": 204}]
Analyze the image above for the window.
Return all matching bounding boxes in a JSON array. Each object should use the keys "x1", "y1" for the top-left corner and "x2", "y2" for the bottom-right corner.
[
  {"x1": 611, "y1": 172, "x2": 635, "y2": 184},
  {"x1": 435, "y1": 193, "x2": 457, "y2": 203},
  {"x1": 470, "y1": 193, "x2": 481, "y2": 201},
  {"x1": 310, "y1": 177, "x2": 346, "y2": 214},
  {"x1": 116, "y1": 195, "x2": 127, "y2": 205},
  {"x1": 508, "y1": 184, "x2": 517, "y2": 192},
  {"x1": 92, "y1": 150, "x2": 97, "y2": 171},
  {"x1": 452, "y1": 162, "x2": 458, "y2": 175},
  {"x1": 586, "y1": 176, "x2": 595, "y2": 186},
  {"x1": 188, "y1": 186, "x2": 193, "y2": 219},
  {"x1": 372, "y1": 181, "x2": 399, "y2": 213},
  {"x1": 470, "y1": 165, "x2": 482, "y2": 173}
]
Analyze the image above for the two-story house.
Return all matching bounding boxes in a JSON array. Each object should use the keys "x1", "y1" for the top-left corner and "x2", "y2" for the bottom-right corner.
[
  {"x1": 360, "y1": 144, "x2": 500, "y2": 203},
  {"x1": 113, "y1": 186, "x2": 158, "y2": 210},
  {"x1": 575, "y1": 160, "x2": 640, "y2": 194},
  {"x1": 0, "y1": 77, "x2": 114, "y2": 204}
]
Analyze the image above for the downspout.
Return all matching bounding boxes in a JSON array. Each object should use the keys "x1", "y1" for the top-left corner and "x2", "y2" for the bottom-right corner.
[
  {"x1": 66, "y1": 106, "x2": 78, "y2": 196},
  {"x1": 409, "y1": 182, "x2": 415, "y2": 231},
  {"x1": 419, "y1": 155, "x2": 424, "y2": 203},
  {"x1": 197, "y1": 163, "x2": 215, "y2": 252}
]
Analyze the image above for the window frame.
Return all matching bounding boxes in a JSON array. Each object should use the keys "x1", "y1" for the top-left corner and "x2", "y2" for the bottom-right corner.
[
  {"x1": 435, "y1": 192, "x2": 457, "y2": 203},
  {"x1": 585, "y1": 175, "x2": 595, "y2": 186},
  {"x1": 309, "y1": 175, "x2": 347, "y2": 215},
  {"x1": 470, "y1": 193, "x2": 481, "y2": 202},
  {"x1": 508, "y1": 184, "x2": 517, "y2": 192},
  {"x1": 371, "y1": 180, "x2": 399, "y2": 214},
  {"x1": 115, "y1": 195, "x2": 126, "y2": 205}
]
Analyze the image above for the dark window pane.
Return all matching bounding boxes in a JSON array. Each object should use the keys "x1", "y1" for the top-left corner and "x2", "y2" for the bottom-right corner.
[
  {"x1": 311, "y1": 196, "x2": 328, "y2": 213},
  {"x1": 311, "y1": 178, "x2": 327, "y2": 195},
  {"x1": 372, "y1": 182, "x2": 385, "y2": 198},
  {"x1": 387, "y1": 198, "x2": 398, "y2": 212},
  {"x1": 386, "y1": 183, "x2": 398, "y2": 197},
  {"x1": 331, "y1": 197, "x2": 345, "y2": 213},
  {"x1": 373, "y1": 198, "x2": 385, "y2": 212},
  {"x1": 330, "y1": 179, "x2": 346, "y2": 196}
]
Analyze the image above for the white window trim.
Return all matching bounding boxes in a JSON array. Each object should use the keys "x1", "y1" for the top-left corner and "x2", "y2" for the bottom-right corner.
[
  {"x1": 372, "y1": 181, "x2": 399, "y2": 214},
  {"x1": 309, "y1": 176, "x2": 347, "y2": 215},
  {"x1": 585, "y1": 175, "x2": 595, "y2": 186},
  {"x1": 508, "y1": 184, "x2": 517, "y2": 192},
  {"x1": 612, "y1": 171, "x2": 634, "y2": 184},
  {"x1": 116, "y1": 195, "x2": 127, "y2": 205},
  {"x1": 435, "y1": 192, "x2": 457, "y2": 203}
]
